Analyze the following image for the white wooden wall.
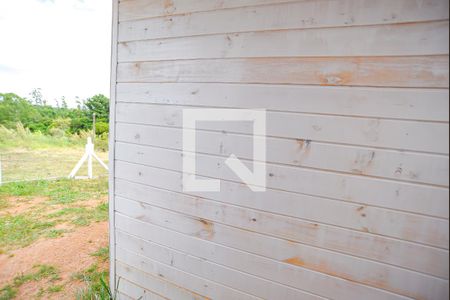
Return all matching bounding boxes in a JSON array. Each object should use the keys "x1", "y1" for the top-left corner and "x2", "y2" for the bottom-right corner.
[{"x1": 109, "y1": 1, "x2": 450, "y2": 299}]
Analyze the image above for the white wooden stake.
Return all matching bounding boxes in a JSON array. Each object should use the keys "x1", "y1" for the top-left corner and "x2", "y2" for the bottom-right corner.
[
  {"x1": 87, "y1": 139, "x2": 94, "y2": 179},
  {"x1": 69, "y1": 137, "x2": 108, "y2": 179},
  {"x1": 0, "y1": 156, "x2": 2, "y2": 186}
]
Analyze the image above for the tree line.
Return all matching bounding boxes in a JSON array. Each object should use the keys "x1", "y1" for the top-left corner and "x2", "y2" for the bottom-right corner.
[{"x1": 0, "y1": 90, "x2": 109, "y2": 137}]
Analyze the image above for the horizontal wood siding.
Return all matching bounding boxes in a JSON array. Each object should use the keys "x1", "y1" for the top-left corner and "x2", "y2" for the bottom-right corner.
[{"x1": 111, "y1": 0, "x2": 449, "y2": 299}]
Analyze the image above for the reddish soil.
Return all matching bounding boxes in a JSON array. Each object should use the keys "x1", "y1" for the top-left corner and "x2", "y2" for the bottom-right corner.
[{"x1": 0, "y1": 221, "x2": 109, "y2": 299}]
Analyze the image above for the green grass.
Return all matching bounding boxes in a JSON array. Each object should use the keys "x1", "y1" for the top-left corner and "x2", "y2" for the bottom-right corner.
[
  {"x1": 0, "y1": 214, "x2": 55, "y2": 251},
  {"x1": 0, "y1": 265, "x2": 61, "y2": 300},
  {"x1": 0, "y1": 198, "x2": 8, "y2": 210},
  {"x1": 47, "y1": 203, "x2": 108, "y2": 227},
  {"x1": 91, "y1": 247, "x2": 109, "y2": 263},
  {"x1": 0, "y1": 148, "x2": 108, "y2": 184},
  {"x1": 0, "y1": 178, "x2": 108, "y2": 204},
  {"x1": 0, "y1": 285, "x2": 16, "y2": 300},
  {"x1": 47, "y1": 285, "x2": 64, "y2": 293},
  {"x1": 73, "y1": 264, "x2": 110, "y2": 300},
  {"x1": 45, "y1": 229, "x2": 67, "y2": 239},
  {"x1": 0, "y1": 125, "x2": 85, "y2": 151},
  {"x1": 0, "y1": 177, "x2": 108, "y2": 253}
]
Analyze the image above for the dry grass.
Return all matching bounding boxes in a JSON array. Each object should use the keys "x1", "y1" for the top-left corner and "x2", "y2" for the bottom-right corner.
[{"x1": 0, "y1": 148, "x2": 108, "y2": 183}]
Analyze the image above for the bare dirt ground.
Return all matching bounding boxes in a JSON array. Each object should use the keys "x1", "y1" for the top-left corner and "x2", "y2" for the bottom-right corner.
[
  {"x1": 0, "y1": 188, "x2": 109, "y2": 299},
  {"x1": 0, "y1": 222, "x2": 108, "y2": 299}
]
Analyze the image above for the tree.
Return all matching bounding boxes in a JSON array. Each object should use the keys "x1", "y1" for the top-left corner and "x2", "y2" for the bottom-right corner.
[
  {"x1": 84, "y1": 94, "x2": 110, "y2": 122},
  {"x1": 61, "y1": 97, "x2": 68, "y2": 109},
  {"x1": 30, "y1": 88, "x2": 44, "y2": 105},
  {"x1": 0, "y1": 93, "x2": 41, "y2": 129}
]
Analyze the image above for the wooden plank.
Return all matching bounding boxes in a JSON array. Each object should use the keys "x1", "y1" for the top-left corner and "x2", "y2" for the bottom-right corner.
[
  {"x1": 116, "y1": 123, "x2": 449, "y2": 186},
  {"x1": 109, "y1": 0, "x2": 119, "y2": 293},
  {"x1": 117, "y1": 293, "x2": 135, "y2": 300},
  {"x1": 116, "y1": 177, "x2": 449, "y2": 266},
  {"x1": 116, "y1": 83, "x2": 450, "y2": 122},
  {"x1": 119, "y1": 279, "x2": 168, "y2": 300},
  {"x1": 115, "y1": 153, "x2": 449, "y2": 235},
  {"x1": 116, "y1": 227, "x2": 402, "y2": 300},
  {"x1": 117, "y1": 251, "x2": 263, "y2": 300},
  {"x1": 116, "y1": 103, "x2": 450, "y2": 155},
  {"x1": 119, "y1": 0, "x2": 299, "y2": 21},
  {"x1": 116, "y1": 262, "x2": 210, "y2": 300},
  {"x1": 117, "y1": 144, "x2": 449, "y2": 219},
  {"x1": 117, "y1": 56, "x2": 450, "y2": 88},
  {"x1": 116, "y1": 215, "x2": 449, "y2": 300},
  {"x1": 116, "y1": 181, "x2": 450, "y2": 294},
  {"x1": 118, "y1": 21, "x2": 450, "y2": 61},
  {"x1": 118, "y1": 0, "x2": 449, "y2": 42},
  {"x1": 116, "y1": 232, "x2": 322, "y2": 300},
  {"x1": 115, "y1": 188, "x2": 449, "y2": 280}
]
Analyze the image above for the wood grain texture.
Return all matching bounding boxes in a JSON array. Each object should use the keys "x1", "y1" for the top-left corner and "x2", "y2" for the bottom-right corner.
[
  {"x1": 119, "y1": 21, "x2": 450, "y2": 61},
  {"x1": 117, "y1": 232, "x2": 323, "y2": 300},
  {"x1": 114, "y1": 146, "x2": 449, "y2": 248},
  {"x1": 119, "y1": 0, "x2": 299, "y2": 21},
  {"x1": 112, "y1": 0, "x2": 450, "y2": 298},
  {"x1": 116, "y1": 103, "x2": 450, "y2": 154},
  {"x1": 116, "y1": 83, "x2": 450, "y2": 122},
  {"x1": 117, "y1": 56, "x2": 450, "y2": 88},
  {"x1": 117, "y1": 250, "x2": 264, "y2": 300},
  {"x1": 119, "y1": 279, "x2": 168, "y2": 300},
  {"x1": 116, "y1": 215, "x2": 449, "y2": 299},
  {"x1": 118, "y1": 0, "x2": 449, "y2": 41},
  {"x1": 109, "y1": 0, "x2": 119, "y2": 294},
  {"x1": 116, "y1": 262, "x2": 215, "y2": 300},
  {"x1": 116, "y1": 123, "x2": 449, "y2": 186},
  {"x1": 114, "y1": 173, "x2": 447, "y2": 252}
]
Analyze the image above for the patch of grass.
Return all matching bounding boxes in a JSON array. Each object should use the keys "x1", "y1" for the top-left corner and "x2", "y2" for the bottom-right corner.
[
  {"x1": 0, "y1": 178, "x2": 108, "y2": 204},
  {"x1": 45, "y1": 229, "x2": 67, "y2": 239},
  {"x1": 0, "y1": 265, "x2": 61, "y2": 300},
  {"x1": 48, "y1": 202, "x2": 108, "y2": 227},
  {"x1": 14, "y1": 265, "x2": 61, "y2": 285},
  {"x1": 0, "y1": 285, "x2": 17, "y2": 300},
  {"x1": 73, "y1": 264, "x2": 111, "y2": 300},
  {"x1": 0, "y1": 214, "x2": 55, "y2": 252},
  {"x1": 0, "y1": 198, "x2": 9, "y2": 211},
  {"x1": 47, "y1": 285, "x2": 63, "y2": 293},
  {"x1": 91, "y1": 247, "x2": 109, "y2": 263}
]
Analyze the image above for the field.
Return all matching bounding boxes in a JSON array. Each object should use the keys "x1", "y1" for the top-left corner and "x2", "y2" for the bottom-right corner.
[{"x1": 0, "y1": 134, "x2": 110, "y2": 300}]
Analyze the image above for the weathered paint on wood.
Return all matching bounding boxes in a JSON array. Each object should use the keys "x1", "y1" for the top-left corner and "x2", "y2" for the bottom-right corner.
[
  {"x1": 114, "y1": 163, "x2": 449, "y2": 278},
  {"x1": 117, "y1": 56, "x2": 449, "y2": 88},
  {"x1": 118, "y1": 0, "x2": 449, "y2": 41},
  {"x1": 116, "y1": 83, "x2": 450, "y2": 122},
  {"x1": 116, "y1": 103, "x2": 450, "y2": 154},
  {"x1": 116, "y1": 215, "x2": 448, "y2": 300},
  {"x1": 116, "y1": 123, "x2": 450, "y2": 186},
  {"x1": 119, "y1": 21, "x2": 450, "y2": 61},
  {"x1": 110, "y1": 0, "x2": 449, "y2": 299},
  {"x1": 114, "y1": 145, "x2": 450, "y2": 248},
  {"x1": 119, "y1": 0, "x2": 300, "y2": 21}
]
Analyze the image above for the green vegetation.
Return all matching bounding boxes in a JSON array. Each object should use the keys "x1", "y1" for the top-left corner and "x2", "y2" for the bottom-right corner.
[
  {"x1": 0, "y1": 285, "x2": 16, "y2": 300},
  {"x1": 0, "y1": 93, "x2": 112, "y2": 298},
  {"x1": 0, "y1": 92, "x2": 109, "y2": 136},
  {"x1": 91, "y1": 247, "x2": 109, "y2": 262},
  {"x1": 0, "y1": 214, "x2": 55, "y2": 250},
  {"x1": 0, "y1": 178, "x2": 108, "y2": 203},
  {"x1": 0, "y1": 265, "x2": 61, "y2": 300},
  {"x1": 73, "y1": 264, "x2": 110, "y2": 300},
  {"x1": 0, "y1": 177, "x2": 108, "y2": 253},
  {"x1": 72, "y1": 246, "x2": 117, "y2": 300},
  {"x1": 47, "y1": 285, "x2": 64, "y2": 293},
  {"x1": 48, "y1": 203, "x2": 108, "y2": 227}
]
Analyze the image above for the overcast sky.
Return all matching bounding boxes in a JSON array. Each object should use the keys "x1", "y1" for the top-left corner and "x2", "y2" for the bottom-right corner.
[{"x1": 0, "y1": 0, "x2": 112, "y2": 107}]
